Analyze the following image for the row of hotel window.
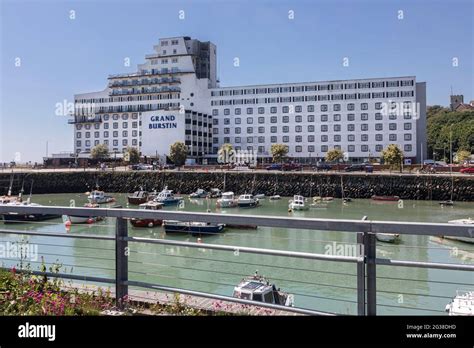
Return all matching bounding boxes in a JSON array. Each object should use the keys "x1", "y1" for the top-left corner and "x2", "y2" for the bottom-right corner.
[
  {"x1": 76, "y1": 131, "x2": 138, "y2": 138},
  {"x1": 214, "y1": 113, "x2": 412, "y2": 125},
  {"x1": 217, "y1": 134, "x2": 413, "y2": 143},
  {"x1": 76, "y1": 122, "x2": 139, "y2": 130},
  {"x1": 210, "y1": 80, "x2": 415, "y2": 96},
  {"x1": 150, "y1": 57, "x2": 179, "y2": 65},
  {"x1": 212, "y1": 144, "x2": 413, "y2": 154},
  {"x1": 215, "y1": 123, "x2": 413, "y2": 134},
  {"x1": 212, "y1": 101, "x2": 414, "y2": 115},
  {"x1": 76, "y1": 94, "x2": 179, "y2": 104},
  {"x1": 76, "y1": 139, "x2": 138, "y2": 147}
]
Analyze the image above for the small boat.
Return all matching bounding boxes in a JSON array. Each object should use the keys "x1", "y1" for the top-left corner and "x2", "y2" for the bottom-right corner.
[
  {"x1": 153, "y1": 187, "x2": 183, "y2": 206},
  {"x1": 237, "y1": 194, "x2": 259, "y2": 208},
  {"x1": 288, "y1": 195, "x2": 308, "y2": 211},
  {"x1": 163, "y1": 220, "x2": 225, "y2": 235},
  {"x1": 217, "y1": 192, "x2": 238, "y2": 208},
  {"x1": 130, "y1": 201, "x2": 164, "y2": 228},
  {"x1": 269, "y1": 195, "x2": 281, "y2": 200},
  {"x1": 226, "y1": 224, "x2": 258, "y2": 229},
  {"x1": 208, "y1": 188, "x2": 222, "y2": 198},
  {"x1": 445, "y1": 290, "x2": 474, "y2": 316},
  {"x1": 254, "y1": 194, "x2": 265, "y2": 199},
  {"x1": 88, "y1": 190, "x2": 116, "y2": 204},
  {"x1": 189, "y1": 188, "x2": 208, "y2": 199},
  {"x1": 371, "y1": 195, "x2": 400, "y2": 202},
  {"x1": 2, "y1": 201, "x2": 61, "y2": 223},
  {"x1": 443, "y1": 218, "x2": 474, "y2": 243},
  {"x1": 233, "y1": 271, "x2": 294, "y2": 307},
  {"x1": 376, "y1": 233, "x2": 400, "y2": 243},
  {"x1": 322, "y1": 197, "x2": 334, "y2": 202},
  {"x1": 439, "y1": 200, "x2": 454, "y2": 206},
  {"x1": 343, "y1": 197, "x2": 352, "y2": 203},
  {"x1": 310, "y1": 202, "x2": 328, "y2": 209},
  {"x1": 127, "y1": 190, "x2": 149, "y2": 205},
  {"x1": 65, "y1": 203, "x2": 105, "y2": 224}
]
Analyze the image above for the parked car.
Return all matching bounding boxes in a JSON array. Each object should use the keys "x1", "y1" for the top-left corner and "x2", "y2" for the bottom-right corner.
[
  {"x1": 266, "y1": 163, "x2": 282, "y2": 171},
  {"x1": 460, "y1": 167, "x2": 474, "y2": 174},
  {"x1": 314, "y1": 162, "x2": 332, "y2": 171},
  {"x1": 282, "y1": 163, "x2": 303, "y2": 171},
  {"x1": 162, "y1": 164, "x2": 176, "y2": 170},
  {"x1": 345, "y1": 164, "x2": 366, "y2": 172}
]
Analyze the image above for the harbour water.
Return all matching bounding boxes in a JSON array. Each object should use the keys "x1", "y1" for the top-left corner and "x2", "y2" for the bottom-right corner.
[{"x1": 1, "y1": 193, "x2": 473, "y2": 315}]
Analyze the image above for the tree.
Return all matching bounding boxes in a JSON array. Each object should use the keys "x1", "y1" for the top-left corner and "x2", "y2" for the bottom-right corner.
[
  {"x1": 455, "y1": 150, "x2": 472, "y2": 164},
  {"x1": 270, "y1": 144, "x2": 289, "y2": 163},
  {"x1": 381, "y1": 144, "x2": 404, "y2": 172},
  {"x1": 91, "y1": 144, "x2": 109, "y2": 160},
  {"x1": 124, "y1": 147, "x2": 140, "y2": 164},
  {"x1": 169, "y1": 141, "x2": 187, "y2": 166},
  {"x1": 325, "y1": 148, "x2": 344, "y2": 163},
  {"x1": 218, "y1": 143, "x2": 234, "y2": 164}
]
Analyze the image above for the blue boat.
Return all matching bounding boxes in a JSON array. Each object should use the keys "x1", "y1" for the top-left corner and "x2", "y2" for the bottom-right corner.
[
  {"x1": 163, "y1": 220, "x2": 225, "y2": 235},
  {"x1": 153, "y1": 187, "x2": 183, "y2": 206}
]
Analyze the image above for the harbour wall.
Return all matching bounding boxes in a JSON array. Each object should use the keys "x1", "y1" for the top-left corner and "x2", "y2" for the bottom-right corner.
[{"x1": 1, "y1": 171, "x2": 473, "y2": 201}]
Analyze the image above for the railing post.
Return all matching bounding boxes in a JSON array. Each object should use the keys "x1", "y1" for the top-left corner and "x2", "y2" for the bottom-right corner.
[
  {"x1": 365, "y1": 232, "x2": 377, "y2": 315},
  {"x1": 115, "y1": 217, "x2": 128, "y2": 309},
  {"x1": 356, "y1": 232, "x2": 366, "y2": 316}
]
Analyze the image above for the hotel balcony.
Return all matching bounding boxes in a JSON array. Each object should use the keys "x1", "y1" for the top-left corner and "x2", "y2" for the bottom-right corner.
[
  {"x1": 108, "y1": 77, "x2": 181, "y2": 88},
  {"x1": 110, "y1": 86, "x2": 181, "y2": 96},
  {"x1": 108, "y1": 68, "x2": 193, "y2": 80},
  {"x1": 68, "y1": 115, "x2": 102, "y2": 124}
]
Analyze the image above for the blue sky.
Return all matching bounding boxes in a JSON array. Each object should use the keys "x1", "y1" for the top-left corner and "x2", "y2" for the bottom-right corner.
[{"x1": 0, "y1": 0, "x2": 473, "y2": 162}]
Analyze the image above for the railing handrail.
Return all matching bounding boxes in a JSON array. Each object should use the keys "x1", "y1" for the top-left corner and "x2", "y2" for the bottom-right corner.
[{"x1": 0, "y1": 205, "x2": 472, "y2": 237}]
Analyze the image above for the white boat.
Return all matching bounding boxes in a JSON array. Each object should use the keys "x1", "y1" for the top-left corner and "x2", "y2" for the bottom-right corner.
[
  {"x1": 269, "y1": 195, "x2": 281, "y2": 200},
  {"x1": 189, "y1": 188, "x2": 208, "y2": 198},
  {"x1": 233, "y1": 271, "x2": 294, "y2": 307},
  {"x1": 445, "y1": 290, "x2": 474, "y2": 316},
  {"x1": 288, "y1": 195, "x2": 308, "y2": 211},
  {"x1": 208, "y1": 188, "x2": 222, "y2": 198},
  {"x1": 444, "y1": 218, "x2": 474, "y2": 243},
  {"x1": 237, "y1": 194, "x2": 259, "y2": 208},
  {"x1": 88, "y1": 190, "x2": 115, "y2": 204},
  {"x1": 153, "y1": 187, "x2": 183, "y2": 206},
  {"x1": 254, "y1": 194, "x2": 265, "y2": 199},
  {"x1": 376, "y1": 233, "x2": 400, "y2": 243},
  {"x1": 65, "y1": 203, "x2": 105, "y2": 224},
  {"x1": 216, "y1": 192, "x2": 238, "y2": 208}
]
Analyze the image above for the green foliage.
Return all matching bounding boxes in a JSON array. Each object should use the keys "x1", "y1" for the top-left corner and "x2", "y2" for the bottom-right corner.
[
  {"x1": 124, "y1": 147, "x2": 140, "y2": 164},
  {"x1": 169, "y1": 142, "x2": 188, "y2": 166},
  {"x1": 427, "y1": 108, "x2": 474, "y2": 160},
  {"x1": 381, "y1": 144, "x2": 404, "y2": 172},
  {"x1": 270, "y1": 144, "x2": 289, "y2": 163},
  {"x1": 455, "y1": 150, "x2": 472, "y2": 163},
  {"x1": 90, "y1": 144, "x2": 110, "y2": 159},
  {"x1": 325, "y1": 148, "x2": 344, "y2": 162}
]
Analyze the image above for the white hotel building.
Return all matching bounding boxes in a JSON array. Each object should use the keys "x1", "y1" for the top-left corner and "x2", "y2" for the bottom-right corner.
[{"x1": 71, "y1": 36, "x2": 427, "y2": 164}]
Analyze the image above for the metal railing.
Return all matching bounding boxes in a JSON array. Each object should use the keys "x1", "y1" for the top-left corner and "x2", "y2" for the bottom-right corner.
[{"x1": 0, "y1": 204, "x2": 473, "y2": 316}]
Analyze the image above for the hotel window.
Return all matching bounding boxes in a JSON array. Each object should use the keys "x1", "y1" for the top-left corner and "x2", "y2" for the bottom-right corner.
[
  {"x1": 361, "y1": 134, "x2": 369, "y2": 142},
  {"x1": 235, "y1": 108, "x2": 241, "y2": 115},
  {"x1": 347, "y1": 124, "x2": 355, "y2": 131},
  {"x1": 321, "y1": 125, "x2": 328, "y2": 132},
  {"x1": 258, "y1": 117, "x2": 265, "y2": 124},
  {"x1": 122, "y1": 122, "x2": 128, "y2": 128},
  {"x1": 76, "y1": 124, "x2": 82, "y2": 130},
  {"x1": 258, "y1": 146, "x2": 265, "y2": 153},
  {"x1": 282, "y1": 116, "x2": 289, "y2": 123},
  {"x1": 112, "y1": 131, "x2": 118, "y2": 137},
  {"x1": 212, "y1": 109, "x2": 218, "y2": 116},
  {"x1": 348, "y1": 145, "x2": 355, "y2": 152},
  {"x1": 334, "y1": 125, "x2": 341, "y2": 132},
  {"x1": 375, "y1": 102, "x2": 383, "y2": 110},
  {"x1": 132, "y1": 139, "x2": 137, "y2": 146},
  {"x1": 213, "y1": 119, "x2": 219, "y2": 125},
  {"x1": 258, "y1": 107, "x2": 265, "y2": 114},
  {"x1": 321, "y1": 135, "x2": 328, "y2": 142},
  {"x1": 375, "y1": 113, "x2": 383, "y2": 120},
  {"x1": 404, "y1": 123, "x2": 412, "y2": 130},
  {"x1": 85, "y1": 124, "x2": 91, "y2": 130},
  {"x1": 246, "y1": 108, "x2": 253, "y2": 114},
  {"x1": 308, "y1": 145, "x2": 315, "y2": 152},
  {"x1": 404, "y1": 134, "x2": 412, "y2": 141},
  {"x1": 93, "y1": 140, "x2": 99, "y2": 146},
  {"x1": 404, "y1": 144, "x2": 412, "y2": 152},
  {"x1": 333, "y1": 114, "x2": 341, "y2": 122},
  {"x1": 76, "y1": 140, "x2": 82, "y2": 147},
  {"x1": 113, "y1": 123, "x2": 118, "y2": 129},
  {"x1": 389, "y1": 134, "x2": 397, "y2": 141},
  {"x1": 161, "y1": 59, "x2": 168, "y2": 64},
  {"x1": 358, "y1": 82, "x2": 371, "y2": 89},
  {"x1": 113, "y1": 114, "x2": 119, "y2": 120},
  {"x1": 361, "y1": 124, "x2": 369, "y2": 131},
  {"x1": 224, "y1": 109, "x2": 230, "y2": 115},
  {"x1": 321, "y1": 105, "x2": 328, "y2": 112},
  {"x1": 235, "y1": 127, "x2": 241, "y2": 134},
  {"x1": 347, "y1": 103, "x2": 355, "y2": 111},
  {"x1": 295, "y1": 146, "x2": 302, "y2": 153},
  {"x1": 307, "y1": 115, "x2": 315, "y2": 122},
  {"x1": 283, "y1": 136, "x2": 289, "y2": 143},
  {"x1": 161, "y1": 41, "x2": 168, "y2": 46},
  {"x1": 94, "y1": 124, "x2": 100, "y2": 129},
  {"x1": 132, "y1": 130, "x2": 137, "y2": 137},
  {"x1": 270, "y1": 116, "x2": 277, "y2": 123},
  {"x1": 247, "y1": 137, "x2": 253, "y2": 143},
  {"x1": 308, "y1": 135, "x2": 315, "y2": 142},
  {"x1": 376, "y1": 134, "x2": 383, "y2": 141},
  {"x1": 122, "y1": 131, "x2": 128, "y2": 137},
  {"x1": 389, "y1": 123, "x2": 397, "y2": 131},
  {"x1": 295, "y1": 126, "x2": 302, "y2": 133},
  {"x1": 295, "y1": 106, "x2": 302, "y2": 112},
  {"x1": 247, "y1": 117, "x2": 253, "y2": 124},
  {"x1": 375, "y1": 144, "x2": 383, "y2": 152},
  {"x1": 321, "y1": 145, "x2": 328, "y2": 152},
  {"x1": 361, "y1": 113, "x2": 368, "y2": 121},
  {"x1": 104, "y1": 140, "x2": 109, "y2": 145},
  {"x1": 224, "y1": 137, "x2": 231, "y2": 143},
  {"x1": 347, "y1": 114, "x2": 355, "y2": 121},
  {"x1": 171, "y1": 58, "x2": 178, "y2": 63},
  {"x1": 295, "y1": 135, "x2": 303, "y2": 142},
  {"x1": 224, "y1": 128, "x2": 230, "y2": 134},
  {"x1": 104, "y1": 115, "x2": 110, "y2": 121},
  {"x1": 295, "y1": 115, "x2": 302, "y2": 122},
  {"x1": 386, "y1": 80, "x2": 399, "y2": 87},
  {"x1": 361, "y1": 103, "x2": 368, "y2": 110},
  {"x1": 404, "y1": 112, "x2": 412, "y2": 119},
  {"x1": 334, "y1": 135, "x2": 341, "y2": 142},
  {"x1": 308, "y1": 125, "x2": 315, "y2": 132},
  {"x1": 94, "y1": 131, "x2": 99, "y2": 138},
  {"x1": 321, "y1": 114, "x2": 328, "y2": 122},
  {"x1": 85, "y1": 132, "x2": 91, "y2": 138},
  {"x1": 132, "y1": 122, "x2": 138, "y2": 128},
  {"x1": 258, "y1": 127, "x2": 265, "y2": 133},
  {"x1": 269, "y1": 107, "x2": 277, "y2": 114},
  {"x1": 121, "y1": 139, "x2": 127, "y2": 146},
  {"x1": 307, "y1": 105, "x2": 315, "y2": 112},
  {"x1": 104, "y1": 131, "x2": 109, "y2": 137},
  {"x1": 282, "y1": 106, "x2": 289, "y2": 113},
  {"x1": 224, "y1": 118, "x2": 230, "y2": 125},
  {"x1": 235, "y1": 137, "x2": 241, "y2": 143},
  {"x1": 235, "y1": 118, "x2": 241, "y2": 124},
  {"x1": 122, "y1": 114, "x2": 128, "y2": 120},
  {"x1": 283, "y1": 126, "x2": 289, "y2": 133},
  {"x1": 333, "y1": 104, "x2": 341, "y2": 111},
  {"x1": 375, "y1": 124, "x2": 383, "y2": 131},
  {"x1": 247, "y1": 127, "x2": 253, "y2": 134},
  {"x1": 271, "y1": 136, "x2": 277, "y2": 143},
  {"x1": 270, "y1": 126, "x2": 277, "y2": 133},
  {"x1": 372, "y1": 81, "x2": 384, "y2": 88},
  {"x1": 348, "y1": 134, "x2": 355, "y2": 142},
  {"x1": 361, "y1": 145, "x2": 369, "y2": 152}
]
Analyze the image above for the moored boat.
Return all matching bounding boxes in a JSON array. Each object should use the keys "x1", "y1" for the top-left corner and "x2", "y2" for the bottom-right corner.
[
  {"x1": 153, "y1": 187, "x2": 183, "y2": 206},
  {"x1": 127, "y1": 190, "x2": 149, "y2": 205},
  {"x1": 217, "y1": 192, "x2": 238, "y2": 208},
  {"x1": 288, "y1": 195, "x2": 308, "y2": 211},
  {"x1": 376, "y1": 233, "x2": 400, "y2": 243},
  {"x1": 130, "y1": 201, "x2": 164, "y2": 228},
  {"x1": 445, "y1": 290, "x2": 474, "y2": 316},
  {"x1": 88, "y1": 190, "x2": 116, "y2": 204},
  {"x1": 443, "y1": 218, "x2": 474, "y2": 243},
  {"x1": 269, "y1": 195, "x2": 281, "y2": 200},
  {"x1": 371, "y1": 195, "x2": 400, "y2": 202},
  {"x1": 233, "y1": 271, "x2": 294, "y2": 307},
  {"x1": 65, "y1": 202, "x2": 105, "y2": 224},
  {"x1": 2, "y1": 201, "x2": 61, "y2": 223},
  {"x1": 163, "y1": 220, "x2": 225, "y2": 235},
  {"x1": 237, "y1": 194, "x2": 259, "y2": 208},
  {"x1": 189, "y1": 188, "x2": 208, "y2": 198},
  {"x1": 439, "y1": 200, "x2": 454, "y2": 206},
  {"x1": 208, "y1": 188, "x2": 222, "y2": 198},
  {"x1": 254, "y1": 194, "x2": 265, "y2": 199}
]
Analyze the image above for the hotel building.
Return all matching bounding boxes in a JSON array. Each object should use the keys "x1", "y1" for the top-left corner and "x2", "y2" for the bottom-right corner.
[{"x1": 71, "y1": 36, "x2": 427, "y2": 164}]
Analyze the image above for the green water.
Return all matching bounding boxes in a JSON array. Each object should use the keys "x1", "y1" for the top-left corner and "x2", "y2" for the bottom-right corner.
[{"x1": 1, "y1": 193, "x2": 473, "y2": 315}]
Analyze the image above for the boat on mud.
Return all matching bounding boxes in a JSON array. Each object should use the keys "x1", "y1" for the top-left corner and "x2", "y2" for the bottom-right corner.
[{"x1": 130, "y1": 201, "x2": 164, "y2": 228}]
